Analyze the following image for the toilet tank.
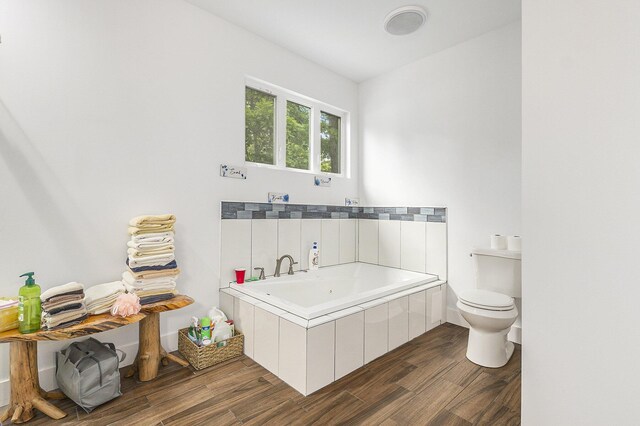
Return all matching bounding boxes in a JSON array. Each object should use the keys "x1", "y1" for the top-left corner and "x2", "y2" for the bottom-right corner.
[{"x1": 472, "y1": 248, "x2": 521, "y2": 298}]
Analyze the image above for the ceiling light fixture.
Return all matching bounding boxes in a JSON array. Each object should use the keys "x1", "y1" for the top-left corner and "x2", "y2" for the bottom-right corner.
[{"x1": 384, "y1": 5, "x2": 428, "y2": 36}]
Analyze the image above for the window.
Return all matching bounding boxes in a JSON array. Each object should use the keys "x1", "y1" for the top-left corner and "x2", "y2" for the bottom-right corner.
[
  {"x1": 320, "y1": 111, "x2": 341, "y2": 174},
  {"x1": 244, "y1": 78, "x2": 347, "y2": 175},
  {"x1": 245, "y1": 87, "x2": 276, "y2": 165},
  {"x1": 286, "y1": 101, "x2": 310, "y2": 170}
]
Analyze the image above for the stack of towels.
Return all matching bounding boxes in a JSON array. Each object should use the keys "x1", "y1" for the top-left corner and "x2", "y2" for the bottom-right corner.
[
  {"x1": 85, "y1": 281, "x2": 126, "y2": 315},
  {"x1": 41, "y1": 282, "x2": 87, "y2": 330},
  {"x1": 125, "y1": 214, "x2": 179, "y2": 305}
]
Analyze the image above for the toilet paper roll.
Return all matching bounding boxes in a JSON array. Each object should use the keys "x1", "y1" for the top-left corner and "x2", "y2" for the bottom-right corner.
[
  {"x1": 490, "y1": 234, "x2": 508, "y2": 250},
  {"x1": 507, "y1": 235, "x2": 522, "y2": 251}
]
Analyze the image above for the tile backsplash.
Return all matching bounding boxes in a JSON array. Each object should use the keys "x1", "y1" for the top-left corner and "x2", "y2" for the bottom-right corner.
[
  {"x1": 219, "y1": 201, "x2": 447, "y2": 287},
  {"x1": 221, "y1": 202, "x2": 446, "y2": 222}
]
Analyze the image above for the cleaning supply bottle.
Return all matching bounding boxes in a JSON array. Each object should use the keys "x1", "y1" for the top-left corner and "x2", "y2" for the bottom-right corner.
[
  {"x1": 308, "y1": 242, "x2": 319, "y2": 271},
  {"x1": 201, "y1": 317, "x2": 212, "y2": 341},
  {"x1": 18, "y1": 272, "x2": 41, "y2": 334}
]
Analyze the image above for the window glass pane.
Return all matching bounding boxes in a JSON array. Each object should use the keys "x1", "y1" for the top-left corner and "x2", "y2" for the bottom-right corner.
[
  {"x1": 286, "y1": 101, "x2": 310, "y2": 170},
  {"x1": 320, "y1": 111, "x2": 341, "y2": 173},
  {"x1": 245, "y1": 87, "x2": 276, "y2": 165}
]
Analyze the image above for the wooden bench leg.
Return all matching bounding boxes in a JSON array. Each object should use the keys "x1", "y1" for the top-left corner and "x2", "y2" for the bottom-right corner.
[
  {"x1": 130, "y1": 312, "x2": 190, "y2": 382},
  {"x1": 2, "y1": 341, "x2": 67, "y2": 423}
]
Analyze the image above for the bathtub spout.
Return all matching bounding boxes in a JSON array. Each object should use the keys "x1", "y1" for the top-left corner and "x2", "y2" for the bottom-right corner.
[{"x1": 275, "y1": 255, "x2": 298, "y2": 277}]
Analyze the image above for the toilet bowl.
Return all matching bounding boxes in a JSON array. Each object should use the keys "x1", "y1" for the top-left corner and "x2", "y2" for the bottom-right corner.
[{"x1": 457, "y1": 289, "x2": 518, "y2": 368}]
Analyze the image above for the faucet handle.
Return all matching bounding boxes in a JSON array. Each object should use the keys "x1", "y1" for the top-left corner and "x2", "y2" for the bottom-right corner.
[
  {"x1": 288, "y1": 261, "x2": 298, "y2": 275},
  {"x1": 254, "y1": 267, "x2": 266, "y2": 280}
]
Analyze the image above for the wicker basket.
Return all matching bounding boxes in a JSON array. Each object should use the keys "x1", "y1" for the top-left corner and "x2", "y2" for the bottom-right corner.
[{"x1": 177, "y1": 327, "x2": 244, "y2": 370}]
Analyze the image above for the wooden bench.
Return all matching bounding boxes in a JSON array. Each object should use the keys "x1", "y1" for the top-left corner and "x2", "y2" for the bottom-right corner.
[{"x1": 0, "y1": 294, "x2": 193, "y2": 423}]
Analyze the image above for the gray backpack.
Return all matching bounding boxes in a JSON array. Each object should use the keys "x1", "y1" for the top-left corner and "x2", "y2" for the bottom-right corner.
[{"x1": 55, "y1": 337, "x2": 125, "y2": 412}]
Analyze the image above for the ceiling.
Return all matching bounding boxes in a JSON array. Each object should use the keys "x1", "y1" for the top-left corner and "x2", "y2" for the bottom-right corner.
[{"x1": 186, "y1": 0, "x2": 521, "y2": 82}]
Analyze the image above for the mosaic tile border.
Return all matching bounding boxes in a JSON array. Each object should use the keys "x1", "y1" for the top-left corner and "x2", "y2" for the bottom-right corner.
[{"x1": 221, "y1": 202, "x2": 446, "y2": 222}]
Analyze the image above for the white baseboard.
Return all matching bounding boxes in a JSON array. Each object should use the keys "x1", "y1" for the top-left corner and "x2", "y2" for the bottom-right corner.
[
  {"x1": 446, "y1": 307, "x2": 522, "y2": 345},
  {"x1": 0, "y1": 330, "x2": 179, "y2": 407}
]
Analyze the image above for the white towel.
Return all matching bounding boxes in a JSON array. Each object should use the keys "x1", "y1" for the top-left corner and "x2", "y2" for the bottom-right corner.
[
  {"x1": 122, "y1": 271, "x2": 177, "y2": 288},
  {"x1": 130, "y1": 232, "x2": 175, "y2": 244},
  {"x1": 124, "y1": 281, "x2": 176, "y2": 293},
  {"x1": 41, "y1": 282, "x2": 84, "y2": 302},
  {"x1": 127, "y1": 240, "x2": 174, "y2": 250},
  {"x1": 127, "y1": 253, "x2": 175, "y2": 268},
  {"x1": 127, "y1": 246, "x2": 175, "y2": 258},
  {"x1": 85, "y1": 281, "x2": 126, "y2": 307}
]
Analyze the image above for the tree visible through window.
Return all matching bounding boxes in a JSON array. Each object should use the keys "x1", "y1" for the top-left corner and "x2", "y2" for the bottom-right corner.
[
  {"x1": 245, "y1": 80, "x2": 346, "y2": 174},
  {"x1": 321, "y1": 111, "x2": 341, "y2": 174},
  {"x1": 245, "y1": 87, "x2": 275, "y2": 165},
  {"x1": 286, "y1": 101, "x2": 310, "y2": 170}
]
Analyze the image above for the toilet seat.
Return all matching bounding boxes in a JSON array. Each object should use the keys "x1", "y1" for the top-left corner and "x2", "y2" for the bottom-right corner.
[{"x1": 458, "y1": 289, "x2": 514, "y2": 311}]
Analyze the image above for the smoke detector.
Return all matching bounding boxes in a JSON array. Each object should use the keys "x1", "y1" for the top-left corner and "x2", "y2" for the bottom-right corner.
[{"x1": 384, "y1": 6, "x2": 428, "y2": 36}]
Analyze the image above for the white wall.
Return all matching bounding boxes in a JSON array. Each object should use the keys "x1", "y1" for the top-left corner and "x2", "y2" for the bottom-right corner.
[
  {"x1": 522, "y1": 1, "x2": 640, "y2": 424},
  {"x1": 359, "y1": 22, "x2": 521, "y2": 318},
  {"x1": 0, "y1": 0, "x2": 358, "y2": 403}
]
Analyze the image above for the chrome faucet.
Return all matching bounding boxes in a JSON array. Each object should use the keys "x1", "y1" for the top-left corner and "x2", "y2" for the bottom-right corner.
[
  {"x1": 274, "y1": 255, "x2": 298, "y2": 277},
  {"x1": 254, "y1": 267, "x2": 266, "y2": 280}
]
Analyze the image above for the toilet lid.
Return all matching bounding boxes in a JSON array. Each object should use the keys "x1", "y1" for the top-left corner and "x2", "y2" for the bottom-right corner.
[{"x1": 458, "y1": 289, "x2": 514, "y2": 310}]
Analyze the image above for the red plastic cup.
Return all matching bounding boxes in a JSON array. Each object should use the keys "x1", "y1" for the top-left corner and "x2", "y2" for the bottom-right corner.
[{"x1": 235, "y1": 268, "x2": 246, "y2": 284}]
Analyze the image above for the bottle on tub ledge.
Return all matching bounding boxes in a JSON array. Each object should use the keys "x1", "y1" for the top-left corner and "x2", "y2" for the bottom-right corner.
[{"x1": 309, "y1": 242, "x2": 319, "y2": 271}]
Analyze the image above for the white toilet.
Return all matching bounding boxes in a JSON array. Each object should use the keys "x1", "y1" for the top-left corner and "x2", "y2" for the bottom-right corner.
[{"x1": 457, "y1": 247, "x2": 521, "y2": 368}]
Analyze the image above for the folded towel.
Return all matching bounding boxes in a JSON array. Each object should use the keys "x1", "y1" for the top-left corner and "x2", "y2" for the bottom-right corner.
[
  {"x1": 85, "y1": 281, "x2": 126, "y2": 307},
  {"x1": 126, "y1": 259, "x2": 178, "y2": 273},
  {"x1": 87, "y1": 294, "x2": 121, "y2": 315},
  {"x1": 128, "y1": 287, "x2": 177, "y2": 298},
  {"x1": 128, "y1": 225, "x2": 174, "y2": 236},
  {"x1": 127, "y1": 240, "x2": 174, "y2": 250},
  {"x1": 44, "y1": 315, "x2": 88, "y2": 330},
  {"x1": 41, "y1": 282, "x2": 85, "y2": 303},
  {"x1": 127, "y1": 267, "x2": 180, "y2": 280},
  {"x1": 0, "y1": 299, "x2": 18, "y2": 309},
  {"x1": 139, "y1": 293, "x2": 176, "y2": 305},
  {"x1": 87, "y1": 292, "x2": 120, "y2": 307},
  {"x1": 127, "y1": 254, "x2": 175, "y2": 268},
  {"x1": 122, "y1": 270, "x2": 178, "y2": 287},
  {"x1": 42, "y1": 304, "x2": 87, "y2": 328},
  {"x1": 129, "y1": 214, "x2": 176, "y2": 227},
  {"x1": 127, "y1": 246, "x2": 175, "y2": 258},
  {"x1": 124, "y1": 282, "x2": 176, "y2": 295},
  {"x1": 44, "y1": 303, "x2": 84, "y2": 315},
  {"x1": 130, "y1": 232, "x2": 175, "y2": 244},
  {"x1": 41, "y1": 294, "x2": 84, "y2": 312}
]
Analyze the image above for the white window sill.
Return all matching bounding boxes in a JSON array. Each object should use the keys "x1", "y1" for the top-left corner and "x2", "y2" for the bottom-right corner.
[{"x1": 246, "y1": 161, "x2": 345, "y2": 178}]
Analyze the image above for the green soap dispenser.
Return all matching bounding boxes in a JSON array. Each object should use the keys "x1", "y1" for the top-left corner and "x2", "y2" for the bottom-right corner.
[{"x1": 18, "y1": 272, "x2": 41, "y2": 334}]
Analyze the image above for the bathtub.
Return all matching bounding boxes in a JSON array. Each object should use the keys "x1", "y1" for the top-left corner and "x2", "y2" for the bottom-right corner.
[{"x1": 230, "y1": 262, "x2": 439, "y2": 320}]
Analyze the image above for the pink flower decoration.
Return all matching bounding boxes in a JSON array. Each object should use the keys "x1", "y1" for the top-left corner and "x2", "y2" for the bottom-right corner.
[{"x1": 111, "y1": 293, "x2": 141, "y2": 317}]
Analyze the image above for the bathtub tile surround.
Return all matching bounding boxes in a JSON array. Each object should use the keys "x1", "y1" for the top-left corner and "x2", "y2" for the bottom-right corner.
[
  {"x1": 339, "y1": 219, "x2": 357, "y2": 263},
  {"x1": 221, "y1": 279, "x2": 447, "y2": 395},
  {"x1": 358, "y1": 220, "x2": 379, "y2": 264},
  {"x1": 300, "y1": 219, "x2": 322, "y2": 270},
  {"x1": 277, "y1": 219, "x2": 302, "y2": 271},
  {"x1": 320, "y1": 219, "x2": 341, "y2": 266},
  {"x1": 378, "y1": 220, "x2": 402, "y2": 268},
  {"x1": 401, "y1": 221, "x2": 427, "y2": 273},
  {"x1": 220, "y1": 201, "x2": 448, "y2": 287},
  {"x1": 221, "y1": 201, "x2": 446, "y2": 222},
  {"x1": 251, "y1": 219, "x2": 278, "y2": 277}
]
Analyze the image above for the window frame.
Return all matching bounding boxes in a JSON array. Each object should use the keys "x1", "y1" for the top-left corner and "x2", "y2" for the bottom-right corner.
[{"x1": 244, "y1": 76, "x2": 348, "y2": 177}]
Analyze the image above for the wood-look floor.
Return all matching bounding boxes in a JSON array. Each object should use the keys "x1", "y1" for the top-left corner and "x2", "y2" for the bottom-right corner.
[{"x1": 8, "y1": 323, "x2": 521, "y2": 425}]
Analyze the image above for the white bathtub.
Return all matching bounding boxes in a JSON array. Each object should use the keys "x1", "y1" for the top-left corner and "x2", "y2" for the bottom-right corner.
[{"x1": 230, "y1": 262, "x2": 438, "y2": 319}]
